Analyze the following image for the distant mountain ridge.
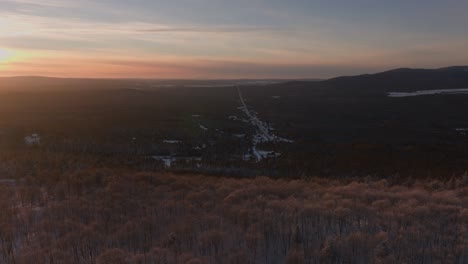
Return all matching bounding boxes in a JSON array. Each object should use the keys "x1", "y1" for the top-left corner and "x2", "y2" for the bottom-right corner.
[
  {"x1": 1, "y1": 66, "x2": 468, "y2": 93},
  {"x1": 319, "y1": 66, "x2": 468, "y2": 93}
]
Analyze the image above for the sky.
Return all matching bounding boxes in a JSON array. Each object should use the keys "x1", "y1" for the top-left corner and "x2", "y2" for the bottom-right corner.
[{"x1": 0, "y1": 0, "x2": 467, "y2": 79}]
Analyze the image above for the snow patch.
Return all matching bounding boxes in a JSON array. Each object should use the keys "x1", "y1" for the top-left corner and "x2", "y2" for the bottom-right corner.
[
  {"x1": 152, "y1": 156, "x2": 175, "y2": 168},
  {"x1": 230, "y1": 115, "x2": 249, "y2": 123},
  {"x1": 24, "y1": 133, "x2": 40, "y2": 146},
  {"x1": 388, "y1": 88, "x2": 468, "y2": 97},
  {"x1": 243, "y1": 149, "x2": 281, "y2": 161},
  {"x1": 191, "y1": 144, "x2": 207, "y2": 150},
  {"x1": 242, "y1": 154, "x2": 253, "y2": 161},
  {"x1": 152, "y1": 156, "x2": 202, "y2": 168},
  {"x1": 456, "y1": 128, "x2": 468, "y2": 135},
  {"x1": 253, "y1": 149, "x2": 281, "y2": 161}
]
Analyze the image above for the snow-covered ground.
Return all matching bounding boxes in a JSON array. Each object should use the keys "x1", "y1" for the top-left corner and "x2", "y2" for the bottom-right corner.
[
  {"x1": 229, "y1": 115, "x2": 249, "y2": 123},
  {"x1": 237, "y1": 87, "x2": 293, "y2": 161},
  {"x1": 152, "y1": 156, "x2": 202, "y2": 168},
  {"x1": 252, "y1": 150, "x2": 281, "y2": 161},
  {"x1": 456, "y1": 128, "x2": 468, "y2": 135},
  {"x1": 388, "y1": 88, "x2": 468, "y2": 97},
  {"x1": 152, "y1": 156, "x2": 175, "y2": 167},
  {"x1": 193, "y1": 144, "x2": 207, "y2": 150}
]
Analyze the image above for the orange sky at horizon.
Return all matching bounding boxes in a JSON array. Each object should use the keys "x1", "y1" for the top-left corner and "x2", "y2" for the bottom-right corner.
[
  {"x1": 3, "y1": 45, "x2": 467, "y2": 79},
  {"x1": 0, "y1": 47, "x2": 383, "y2": 79},
  {"x1": 1, "y1": 1, "x2": 467, "y2": 79}
]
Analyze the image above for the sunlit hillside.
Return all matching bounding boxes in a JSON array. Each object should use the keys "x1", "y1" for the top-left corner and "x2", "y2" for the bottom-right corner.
[{"x1": 1, "y1": 158, "x2": 467, "y2": 263}]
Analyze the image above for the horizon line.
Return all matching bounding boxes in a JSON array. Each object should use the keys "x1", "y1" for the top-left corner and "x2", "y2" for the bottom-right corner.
[
  {"x1": 0, "y1": 75, "x2": 324, "y2": 81},
  {"x1": 0, "y1": 65, "x2": 466, "y2": 81}
]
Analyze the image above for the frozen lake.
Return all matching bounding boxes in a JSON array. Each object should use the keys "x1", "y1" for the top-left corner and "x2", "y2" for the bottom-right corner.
[{"x1": 388, "y1": 88, "x2": 468, "y2": 97}]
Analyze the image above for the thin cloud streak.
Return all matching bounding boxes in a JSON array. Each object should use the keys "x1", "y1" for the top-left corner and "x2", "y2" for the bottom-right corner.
[
  {"x1": 2, "y1": 0, "x2": 76, "y2": 7},
  {"x1": 136, "y1": 26, "x2": 289, "y2": 34},
  {"x1": 1, "y1": 1, "x2": 467, "y2": 78}
]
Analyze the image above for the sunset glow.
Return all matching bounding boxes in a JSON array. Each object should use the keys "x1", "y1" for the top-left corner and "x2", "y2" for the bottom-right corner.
[
  {"x1": 0, "y1": 49, "x2": 12, "y2": 63},
  {"x1": 0, "y1": 1, "x2": 467, "y2": 79}
]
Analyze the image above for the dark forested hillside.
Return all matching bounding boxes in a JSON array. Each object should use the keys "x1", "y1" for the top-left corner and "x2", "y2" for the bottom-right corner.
[
  {"x1": 323, "y1": 66, "x2": 468, "y2": 92},
  {"x1": 262, "y1": 66, "x2": 468, "y2": 94}
]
